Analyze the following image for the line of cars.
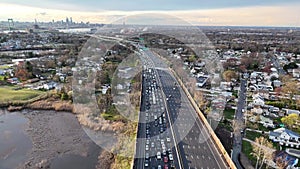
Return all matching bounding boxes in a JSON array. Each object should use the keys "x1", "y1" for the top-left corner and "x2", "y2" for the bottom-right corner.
[{"x1": 143, "y1": 68, "x2": 175, "y2": 169}]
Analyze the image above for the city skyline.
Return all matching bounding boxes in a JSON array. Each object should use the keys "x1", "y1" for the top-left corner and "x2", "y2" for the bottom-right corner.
[{"x1": 0, "y1": 1, "x2": 299, "y2": 27}]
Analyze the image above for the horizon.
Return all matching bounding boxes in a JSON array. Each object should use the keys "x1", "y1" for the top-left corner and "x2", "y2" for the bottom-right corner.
[{"x1": 0, "y1": 1, "x2": 299, "y2": 27}]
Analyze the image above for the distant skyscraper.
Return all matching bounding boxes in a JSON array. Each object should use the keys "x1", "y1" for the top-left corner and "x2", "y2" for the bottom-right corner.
[
  {"x1": 66, "y1": 17, "x2": 69, "y2": 24},
  {"x1": 70, "y1": 17, "x2": 73, "y2": 24}
]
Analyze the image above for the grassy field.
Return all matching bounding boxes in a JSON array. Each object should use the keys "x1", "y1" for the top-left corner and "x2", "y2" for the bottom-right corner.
[{"x1": 0, "y1": 86, "x2": 44, "y2": 103}]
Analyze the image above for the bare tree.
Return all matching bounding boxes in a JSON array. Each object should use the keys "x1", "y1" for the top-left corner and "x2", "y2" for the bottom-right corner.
[{"x1": 251, "y1": 136, "x2": 274, "y2": 169}]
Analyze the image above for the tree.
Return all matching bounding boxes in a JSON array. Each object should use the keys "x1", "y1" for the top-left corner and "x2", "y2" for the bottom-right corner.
[
  {"x1": 283, "y1": 62, "x2": 298, "y2": 72},
  {"x1": 194, "y1": 91, "x2": 208, "y2": 111},
  {"x1": 223, "y1": 70, "x2": 238, "y2": 82},
  {"x1": 15, "y1": 62, "x2": 32, "y2": 81},
  {"x1": 281, "y1": 113, "x2": 299, "y2": 128},
  {"x1": 281, "y1": 80, "x2": 298, "y2": 102},
  {"x1": 251, "y1": 136, "x2": 274, "y2": 169}
]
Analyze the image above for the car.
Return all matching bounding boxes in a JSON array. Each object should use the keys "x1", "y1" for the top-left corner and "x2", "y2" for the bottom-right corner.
[
  {"x1": 146, "y1": 145, "x2": 149, "y2": 151},
  {"x1": 158, "y1": 165, "x2": 162, "y2": 169},
  {"x1": 160, "y1": 127, "x2": 164, "y2": 133},
  {"x1": 144, "y1": 160, "x2": 149, "y2": 167},
  {"x1": 164, "y1": 156, "x2": 168, "y2": 163},
  {"x1": 162, "y1": 149, "x2": 167, "y2": 156},
  {"x1": 169, "y1": 154, "x2": 173, "y2": 161},
  {"x1": 146, "y1": 139, "x2": 150, "y2": 145},
  {"x1": 145, "y1": 152, "x2": 149, "y2": 159},
  {"x1": 146, "y1": 129, "x2": 150, "y2": 135},
  {"x1": 166, "y1": 137, "x2": 171, "y2": 142},
  {"x1": 151, "y1": 142, "x2": 155, "y2": 148},
  {"x1": 157, "y1": 152, "x2": 161, "y2": 160},
  {"x1": 164, "y1": 164, "x2": 169, "y2": 169}
]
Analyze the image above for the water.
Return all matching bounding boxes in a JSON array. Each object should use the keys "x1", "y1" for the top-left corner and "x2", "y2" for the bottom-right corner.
[
  {"x1": 0, "y1": 109, "x2": 102, "y2": 169},
  {"x1": 0, "y1": 110, "x2": 32, "y2": 169}
]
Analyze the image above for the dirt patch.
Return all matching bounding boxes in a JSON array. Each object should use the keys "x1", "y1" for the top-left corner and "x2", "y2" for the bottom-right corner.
[{"x1": 18, "y1": 110, "x2": 95, "y2": 169}]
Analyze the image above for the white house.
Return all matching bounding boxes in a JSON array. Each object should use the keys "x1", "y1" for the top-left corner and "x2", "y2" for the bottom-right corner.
[
  {"x1": 269, "y1": 128, "x2": 300, "y2": 148},
  {"x1": 259, "y1": 115, "x2": 275, "y2": 128}
]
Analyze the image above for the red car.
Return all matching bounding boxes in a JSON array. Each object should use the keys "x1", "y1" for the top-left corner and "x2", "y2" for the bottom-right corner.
[
  {"x1": 164, "y1": 156, "x2": 168, "y2": 163},
  {"x1": 164, "y1": 164, "x2": 169, "y2": 169}
]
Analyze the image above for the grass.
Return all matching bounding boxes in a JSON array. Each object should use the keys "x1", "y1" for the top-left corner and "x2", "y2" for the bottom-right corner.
[
  {"x1": 242, "y1": 140, "x2": 256, "y2": 166},
  {"x1": 0, "y1": 65, "x2": 10, "y2": 69},
  {"x1": 245, "y1": 130, "x2": 262, "y2": 141},
  {"x1": 0, "y1": 86, "x2": 44, "y2": 103},
  {"x1": 223, "y1": 108, "x2": 235, "y2": 120}
]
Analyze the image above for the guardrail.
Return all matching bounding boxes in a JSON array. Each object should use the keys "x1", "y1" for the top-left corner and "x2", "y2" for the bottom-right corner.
[{"x1": 170, "y1": 68, "x2": 237, "y2": 169}]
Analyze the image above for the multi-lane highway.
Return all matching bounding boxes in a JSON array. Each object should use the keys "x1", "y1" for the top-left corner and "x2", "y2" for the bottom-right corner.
[{"x1": 133, "y1": 48, "x2": 229, "y2": 169}]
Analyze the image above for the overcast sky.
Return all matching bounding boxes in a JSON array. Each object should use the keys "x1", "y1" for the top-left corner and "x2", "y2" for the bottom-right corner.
[{"x1": 0, "y1": 0, "x2": 300, "y2": 26}]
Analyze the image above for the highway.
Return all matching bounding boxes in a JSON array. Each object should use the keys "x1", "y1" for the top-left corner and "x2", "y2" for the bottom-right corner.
[{"x1": 133, "y1": 48, "x2": 229, "y2": 169}]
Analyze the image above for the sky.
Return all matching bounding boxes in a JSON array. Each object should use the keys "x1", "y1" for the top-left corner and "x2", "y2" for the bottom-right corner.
[{"x1": 0, "y1": 0, "x2": 300, "y2": 26}]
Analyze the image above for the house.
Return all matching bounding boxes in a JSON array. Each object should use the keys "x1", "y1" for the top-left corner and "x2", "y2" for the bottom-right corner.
[
  {"x1": 273, "y1": 151, "x2": 298, "y2": 168},
  {"x1": 43, "y1": 81, "x2": 57, "y2": 90},
  {"x1": 251, "y1": 107, "x2": 264, "y2": 115},
  {"x1": 292, "y1": 68, "x2": 300, "y2": 78},
  {"x1": 7, "y1": 77, "x2": 19, "y2": 84},
  {"x1": 195, "y1": 74, "x2": 209, "y2": 88},
  {"x1": 259, "y1": 115, "x2": 275, "y2": 128},
  {"x1": 273, "y1": 80, "x2": 282, "y2": 88},
  {"x1": 253, "y1": 97, "x2": 265, "y2": 107},
  {"x1": 282, "y1": 109, "x2": 300, "y2": 116},
  {"x1": 269, "y1": 128, "x2": 300, "y2": 148},
  {"x1": 0, "y1": 69, "x2": 4, "y2": 75},
  {"x1": 220, "y1": 82, "x2": 232, "y2": 91}
]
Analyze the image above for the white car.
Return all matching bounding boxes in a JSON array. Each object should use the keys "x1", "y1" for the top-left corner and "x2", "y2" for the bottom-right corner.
[
  {"x1": 157, "y1": 152, "x2": 161, "y2": 160},
  {"x1": 145, "y1": 152, "x2": 149, "y2": 159},
  {"x1": 146, "y1": 145, "x2": 149, "y2": 151},
  {"x1": 166, "y1": 137, "x2": 171, "y2": 142},
  {"x1": 169, "y1": 154, "x2": 173, "y2": 161}
]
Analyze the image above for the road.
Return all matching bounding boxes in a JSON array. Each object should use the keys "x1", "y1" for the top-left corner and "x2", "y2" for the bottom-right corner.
[
  {"x1": 231, "y1": 79, "x2": 247, "y2": 169},
  {"x1": 133, "y1": 48, "x2": 229, "y2": 169}
]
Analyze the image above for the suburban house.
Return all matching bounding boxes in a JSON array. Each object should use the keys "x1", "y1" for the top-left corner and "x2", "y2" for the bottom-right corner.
[
  {"x1": 195, "y1": 74, "x2": 209, "y2": 88},
  {"x1": 269, "y1": 128, "x2": 300, "y2": 148},
  {"x1": 259, "y1": 115, "x2": 275, "y2": 128}
]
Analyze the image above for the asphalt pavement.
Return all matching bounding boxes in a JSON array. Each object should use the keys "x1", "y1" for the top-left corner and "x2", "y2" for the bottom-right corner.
[{"x1": 133, "y1": 48, "x2": 229, "y2": 169}]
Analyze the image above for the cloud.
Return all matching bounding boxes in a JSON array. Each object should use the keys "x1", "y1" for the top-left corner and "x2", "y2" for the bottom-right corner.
[{"x1": 0, "y1": 2, "x2": 299, "y2": 27}]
